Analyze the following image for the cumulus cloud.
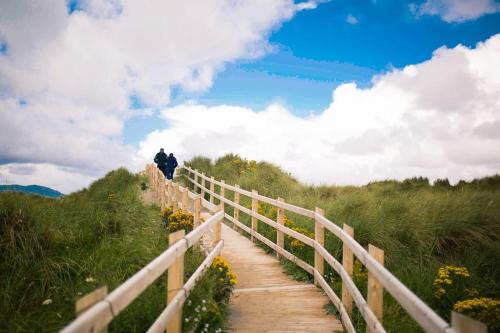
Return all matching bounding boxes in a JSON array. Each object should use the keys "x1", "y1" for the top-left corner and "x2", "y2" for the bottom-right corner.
[
  {"x1": 346, "y1": 14, "x2": 359, "y2": 25},
  {"x1": 0, "y1": 0, "x2": 305, "y2": 192},
  {"x1": 137, "y1": 35, "x2": 500, "y2": 185},
  {"x1": 411, "y1": 0, "x2": 500, "y2": 23}
]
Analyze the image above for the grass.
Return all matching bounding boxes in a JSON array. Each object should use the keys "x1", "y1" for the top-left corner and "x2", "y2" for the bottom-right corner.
[
  {"x1": 185, "y1": 154, "x2": 500, "y2": 332},
  {"x1": 0, "y1": 168, "x2": 233, "y2": 332}
]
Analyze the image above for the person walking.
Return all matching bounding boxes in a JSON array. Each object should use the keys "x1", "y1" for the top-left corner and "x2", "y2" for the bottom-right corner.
[
  {"x1": 166, "y1": 153, "x2": 178, "y2": 180},
  {"x1": 154, "y1": 148, "x2": 168, "y2": 177}
]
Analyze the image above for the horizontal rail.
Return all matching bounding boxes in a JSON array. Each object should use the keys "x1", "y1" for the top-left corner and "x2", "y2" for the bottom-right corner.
[
  {"x1": 314, "y1": 241, "x2": 385, "y2": 333},
  {"x1": 60, "y1": 210, "x2": 224, "y2": 333},
  {"x1": 147, "y1": 240, "x2": 223, "y2": 333},
  {"x1": 183, "y1": 170, "x2": 314, "y2": 218}
]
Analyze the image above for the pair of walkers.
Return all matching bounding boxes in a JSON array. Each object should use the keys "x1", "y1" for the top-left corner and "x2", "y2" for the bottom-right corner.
[{"x1": 154, "y1": 148, "x2": 178, "y2": 180}]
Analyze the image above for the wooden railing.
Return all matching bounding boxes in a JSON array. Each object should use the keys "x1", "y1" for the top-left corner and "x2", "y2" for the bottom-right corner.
[
  {"x1": 180, "y1": 165, "x2": 487, "y2": 333},
  {"x1": 60, "y1": 165, "x2": 224, "y2": 333}
]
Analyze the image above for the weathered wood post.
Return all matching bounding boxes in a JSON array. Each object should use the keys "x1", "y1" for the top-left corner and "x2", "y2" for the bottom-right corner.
[
  {"x1": 167, "y1": 180, "x2": 173, "y2": 208},
  {"x1": 173, "y1": 183, "x2": 179, "y2": 212},
  {"x1": 220, "y1": 180, "x2": 225, "y2": 212},
  {"x1": 367, "y1": 244, "x2": 384, "y2": 333},
  {"x1": 451, "y1": 311, "x2": 487, "y2": 333},
  {"x1": 251, "y1": 190, "x2": 258, "y2": 242},
  {"x1": 193, "y1": 195, "x2": 201, "y2": 228},
  {"x1": 75, "y1": 286, "x2": 108, "y2": 333},
  {"x1": 194, "y1": 169, "x2": 199, "y2": 193},
  {"x1": 214, "y1": 209, "x2": 222, "y2": 247},
  {"x1": 343, "y1": 224, "x2": 354, "y2": 316},
  {"x1": 314, "y1": 207, "x2": 325, "y2": 286},
  {"x1": 209, "y1": 177, "x2": 215, "y2": 204},
  {"x1": 182, "y1": 188, "x2": 189, "y2": 211},
  {"x1": 167, "y1": 230, "x2": 185, "y2": 333},
  {"x1": 201, "y1": 173, "x2": 206, "y2": 200},
  {"x1": 276, "y1": 197, "x2": 285, "y2": 259},
  {"x1": 233, "y1": 184, "x2": 240, "y2": 230},
  {"x1": 160, "y1": 177, "x2": 166, "y2": 211}
]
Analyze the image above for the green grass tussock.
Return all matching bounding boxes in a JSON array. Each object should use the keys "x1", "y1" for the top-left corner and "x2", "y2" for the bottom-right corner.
[
  {"x1": 185, "y1": 154, "x2": 500, "y2": 332},
  {"x1": 0, "y1": 168, "x2": 233, "y2": 332}
]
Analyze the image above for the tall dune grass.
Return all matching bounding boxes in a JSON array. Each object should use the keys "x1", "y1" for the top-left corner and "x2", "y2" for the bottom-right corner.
[{"x1": 185, "y1": 154, "x2": 500, "y2": 332}]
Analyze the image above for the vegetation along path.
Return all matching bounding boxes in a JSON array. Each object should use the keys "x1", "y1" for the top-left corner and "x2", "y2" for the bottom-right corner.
[{"x1": 221, "y1": 224, "x2": 343, "y2": 332}]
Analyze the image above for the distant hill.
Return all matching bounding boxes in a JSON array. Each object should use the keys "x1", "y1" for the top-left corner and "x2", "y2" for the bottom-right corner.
[{"x1": 0, "y1": 184, "x2": 63, "y2": 197}]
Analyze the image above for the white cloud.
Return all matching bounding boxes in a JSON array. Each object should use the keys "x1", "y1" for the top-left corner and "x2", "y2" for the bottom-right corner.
[
  {"x1": 411, "y1": 0, "x2": 500, "y2": 23},
  {"x1": 137, "y1": 34, "x2": 500, "y2": 185},
  {"x1": 346, "y1": 14, "x2": 359, "y2": 25},
  {"x1": 0, "y1": 0, "x2": 305, "y2": 192}
]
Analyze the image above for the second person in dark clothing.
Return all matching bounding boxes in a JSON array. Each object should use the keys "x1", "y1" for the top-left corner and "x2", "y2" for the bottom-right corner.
[{"x1": 165, "y1": 153, "x2": 178, "y2": 180}]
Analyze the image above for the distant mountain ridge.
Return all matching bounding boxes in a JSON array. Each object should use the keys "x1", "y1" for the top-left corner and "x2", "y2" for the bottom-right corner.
[{"x1": 0, "y1": 184, "x2": 63, "y2": 198}]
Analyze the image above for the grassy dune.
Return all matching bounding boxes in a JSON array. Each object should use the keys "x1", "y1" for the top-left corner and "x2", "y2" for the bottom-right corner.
[
  {"x1": 185, "y1": 154, "x2": 500, "y2": 332},
  {"x1": 0, "y1": 169, "x2": 231, "y2": 332}
]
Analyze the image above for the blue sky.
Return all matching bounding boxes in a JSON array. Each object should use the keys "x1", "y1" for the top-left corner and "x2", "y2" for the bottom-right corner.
[
  {"x1": 123, "y1": 0, "x2": 500, "y2": 145},
  {"x1": 2, "y1": 0, "x2": 500, "y2": 192}
]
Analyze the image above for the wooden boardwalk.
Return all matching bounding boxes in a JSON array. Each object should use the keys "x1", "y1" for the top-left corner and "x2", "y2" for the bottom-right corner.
[{"x1": 221, "y1": 224, "x2": 343, "y2": 333}]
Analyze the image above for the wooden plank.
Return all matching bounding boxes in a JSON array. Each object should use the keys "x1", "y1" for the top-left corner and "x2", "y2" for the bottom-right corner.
[
  {"x1": 342, "y1": 224, "x2": 354, "y2": 316},
  {"x1": 367, "y1": 244, "x2": 384, "y2": 333},
  {"x1": 276, "y1": 197, "x2": 285, "y2": 259},
  {"x1": 167, "y1": 230, "x2": 185, "y2": 333},
  {"x1": 251, "y1": 190, "x2": 258, "y2": 242},
  {"x1": 221, "y1": 224, "x2": 343, "y2": 333},
  {"x1": 314, "y1": 207, "x2": 325, "y2": 287}
]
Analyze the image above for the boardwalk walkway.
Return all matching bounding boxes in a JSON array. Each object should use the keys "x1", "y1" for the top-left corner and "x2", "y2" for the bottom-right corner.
[{"x1": 221, "y1": 224, "x2": 343, "y2": 333}]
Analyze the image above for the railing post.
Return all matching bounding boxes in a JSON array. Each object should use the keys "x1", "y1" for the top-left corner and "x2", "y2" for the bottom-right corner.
[
  {"x1": 167, "y1": 180, "x2": 173, "y2": 208},
  {"x1": 251, "y1": 190, "x2": 258, "y2": 242},
  {"x1": 167, "y1": 230, "x2": 185, "y2": 333},
  {"x1": 214, "y1": 209, "x2": 222, "y2": 247},
  {"x1": 182, "y1": 188, "x2": 189, "y2": 211},
  {"x1": 194, "y1": 169, "x2": 199, "y2": 193},
  {"x1": 173, "y1": 183, "x2": 179, "y2": 212},
  {"x1": 276, "y1": 197, "x2": 285, "y2": 259},
  {"x1": 220, "y1": 180, "x2": 225, "y2": 212},
  {"x1": 367, "y1": 244, "x2": 384, "y2": 333},
  {"x1": 193, "y1": 195, "x2": 201, "y2": 228},
  {"x1": 314, "y1": 207, "x2": 325, "y2": 286},
  {"x1": 210, "y1": 177, "x2": 215, "y2": 204},
  {"x1": 233, "y1": 185, "x2": 240, "y2": 230},
  {"x1": 156, "y1": 169, "x2": 161, "y2": 202},
  {"x1": 451, "y1": 311, "x2": 487, "y2": 333},
  {"x1": 343, "y1": 224, "x2": 354, "y2": 316},
  {"x1": 201, "y1": 173, "x2": 206, "y2": 200},
  {"x1": 160, "y1": 177, "x2": 166, "y2": 211},
  {"x1": 75, "y1": 286, "x2": 108, "y2": 333}
]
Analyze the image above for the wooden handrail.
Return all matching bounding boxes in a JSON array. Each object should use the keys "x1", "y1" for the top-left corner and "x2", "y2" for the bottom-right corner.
[
  {"x1": 180, "y1": 165, "x2": 461, "y2": 333},
  {"x1": 60, "y1": 165, "x2": 224, "y2": 333}
]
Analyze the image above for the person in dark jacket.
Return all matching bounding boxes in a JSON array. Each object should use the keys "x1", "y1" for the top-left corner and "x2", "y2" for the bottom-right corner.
[
  {"x1": 165, "y1": 153, "x2": 178, "y2": 180},
  {"x1": 154, "y1": 148, "x2": 168, "y2": 177}
]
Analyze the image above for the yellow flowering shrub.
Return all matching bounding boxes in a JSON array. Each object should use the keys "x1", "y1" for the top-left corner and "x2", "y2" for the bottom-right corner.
[
  {"x1": 165, "y1": 209, "x2": 194, "y2": 233},
  {"x1": 432, "y1": 265, "x2": 474, "y2": 316},
  {"x1": 211, "y1": 256, "x2": 237, "y2": 301},
  {"x1": 453, "y1": 297, "x2": 500, "y2": 331}
]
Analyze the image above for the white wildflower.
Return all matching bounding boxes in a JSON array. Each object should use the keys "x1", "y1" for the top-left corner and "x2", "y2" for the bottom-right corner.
[
  {"x1": 42, "y1": 299, "x2": 52, "y2": 305},
  {"x1": 85, "y1": 277, "x2": 95, "y2": 283}
]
